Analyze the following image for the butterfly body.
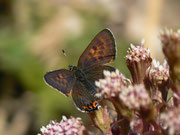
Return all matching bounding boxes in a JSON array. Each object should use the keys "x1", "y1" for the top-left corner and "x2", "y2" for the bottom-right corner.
[
  {"x1": 44, "y1": 28, "x2": 116, "y2": 112},
  {"x1": 69, "y1": 65, "x2": 97, "y2": 96},
  {"x1": 69, "y1": 65, "x2": 86, "y2": 81}
]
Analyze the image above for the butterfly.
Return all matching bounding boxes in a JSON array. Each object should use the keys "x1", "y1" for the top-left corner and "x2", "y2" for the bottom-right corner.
[{"x1": 44, "y1": 28, "x2": 117, "y2": 112}]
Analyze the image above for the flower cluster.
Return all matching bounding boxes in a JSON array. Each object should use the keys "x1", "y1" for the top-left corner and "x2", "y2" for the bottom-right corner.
[
  {"x1": 119, "y1": 84, "x2": 151, "y2": 110},
  {"x1": 126, "y1": 43, "x2": 150, "y2": 63},
  {"x1": 160, "y1": 107, "x2": 180, "y2": 135},
  {"x1": 40, "y1": 28, "x2": 180, "y2": 135},
  {"x1": 148, "y1": 59, "x2": 169, "y2": 85},
  {"x1": 160, "y1": 29, "x2": 180, "y2": 82},
  {"x1": 148, "y1": 59, "x2": 170, "y2": 102},
  {"x1": 130, "y1": 117, "x2": 143, "y2": 133},
  {"x1": 95, "y1": 70, "x2": 128, "y2": 99},
  {"x1": 126, "y1": 43, "x2": 152, "y2": 84},
  {"x1": 39, "y1": 116, "x2": 87, "y2": 135}
]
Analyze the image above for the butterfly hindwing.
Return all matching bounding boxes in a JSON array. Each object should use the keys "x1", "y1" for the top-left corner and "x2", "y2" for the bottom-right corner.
[
  {"x1": 44, "y1": 69, "x2": 75, "y2": 97},
  {"x1": 72, "y1": 80, "x2": 99, "y2": 112},
  {"x1": 83, "y1": 65, "x2": 116, "y2": 97},
  {"x1": 78, "y1": 28, "x2": 116, "y2": 70}
]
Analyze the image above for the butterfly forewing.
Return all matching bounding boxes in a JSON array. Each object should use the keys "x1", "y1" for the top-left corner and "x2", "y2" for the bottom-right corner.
[
  {"x1": 78, "y1": 29, "x2": 116, "y2": 70},
  {"x1": 44, "y1": 69, "x2": 75, "y2": 97}
]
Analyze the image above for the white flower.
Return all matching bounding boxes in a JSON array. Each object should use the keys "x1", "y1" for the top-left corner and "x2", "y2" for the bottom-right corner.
[
  {"x1": 119, "y1": 84, "x2": 151, "y2": 110},
  {"x1": 95, "y1": 69, "x2": 129, "y2": 99},
  {"x1": 39, "y1": 116, "x2": 86, "y2": 135}
]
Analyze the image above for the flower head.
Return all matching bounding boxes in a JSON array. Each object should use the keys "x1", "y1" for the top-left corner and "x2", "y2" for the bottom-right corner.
[
  {"x1": 160, "y1": 29, "x2": 180, "y2": 61},
  {"x1": 39, "y1": 116, "x2": 86, "y2": 135},
  {"x1": 160, "y1": 29, "x2": 180, "y2": 82},
  {"x1": 126, "y1": 43, "x2": 152, "y2": 84},
  {"x1": 95, "y1": 69, "x2": 129, "y2": 99},
  {"x1": 119, "y1": 84, "x2": 151, "y2": 110},
  {"x1": 160, "y1": 107, "x2": 180, "y2": 135},
  {"x1": 149, "y1": 59, "x2": 169, "y2": 84},
  {"x1": 148, "y1": 59, "x2": 170, "y2": 101},
  {"x1": 130, "y1": 117, "x2": 143, "y2": 134},
  {"x1": 126, "y1": 43, "x2": 151, "y2": 63}
]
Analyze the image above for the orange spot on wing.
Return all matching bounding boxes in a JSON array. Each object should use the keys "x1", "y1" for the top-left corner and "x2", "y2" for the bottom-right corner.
[
  {"x1": 93, "y1": 100, "x2": 98, "y2": 108},
  {"x1": 58, "y1": 74, "x2": 63, "y2": 78},
  {"x1": 56, "y1": 77, "x2": 60, "y2": 80},
  {"x1": 82, "y1": 106, "x2": 88, "y2": 110},
  {"x1": 90, "y1": 49, "x2": 95, "y2": 54},
  {"x1": 89, "y1": 105, "x2": 93, "y2": 109}
]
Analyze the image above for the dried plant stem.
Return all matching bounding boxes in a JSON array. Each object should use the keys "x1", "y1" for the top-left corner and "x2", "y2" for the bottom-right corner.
[{"x1": 88, "y1": 107, "x2": 112, "y2": 134}]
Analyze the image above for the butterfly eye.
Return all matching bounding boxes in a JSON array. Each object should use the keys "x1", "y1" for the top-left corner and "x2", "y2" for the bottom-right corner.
[{"x1": 68, "y1": 65, "x2": 74, "y2": 71}]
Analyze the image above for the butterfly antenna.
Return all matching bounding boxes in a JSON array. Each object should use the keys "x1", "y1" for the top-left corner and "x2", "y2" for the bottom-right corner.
[{"x1": 62, "y1": 49, "x2": 67, "y2": 57}]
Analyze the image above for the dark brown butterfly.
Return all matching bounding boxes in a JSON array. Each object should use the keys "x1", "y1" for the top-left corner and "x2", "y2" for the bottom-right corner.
[{"x1": 44, "y1": 28, "x2": 116, "y2": 112}]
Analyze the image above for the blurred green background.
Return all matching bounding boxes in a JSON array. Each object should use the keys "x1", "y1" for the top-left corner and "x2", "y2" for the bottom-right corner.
[{"x1": 0, "y1": 0, "x2": 179, "y2": 134}]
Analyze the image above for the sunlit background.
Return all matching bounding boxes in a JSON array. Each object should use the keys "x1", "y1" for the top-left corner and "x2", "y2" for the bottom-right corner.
[{"x1": 0, "y1": 0, "x2": 179, "y2": 134}]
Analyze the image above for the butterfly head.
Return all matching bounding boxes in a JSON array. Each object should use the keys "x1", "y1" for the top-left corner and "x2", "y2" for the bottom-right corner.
[{"x1": 68, "y1": 65, "x2": 77, "y2": 72}]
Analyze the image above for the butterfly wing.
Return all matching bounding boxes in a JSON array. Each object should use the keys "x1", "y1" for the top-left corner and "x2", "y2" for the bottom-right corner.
[
  {"x1": 77, "y1": 28, "x2": 116, "y2": 70},
  {"x1": 44, "y1": 69, "x2": 75, "y2": 97},
  {"x1": 72, "y1": 80, "x2": 100, "y2": 112},
  {"x1": 85, "y1": 65, "x2": 116, "y2": 84}
]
